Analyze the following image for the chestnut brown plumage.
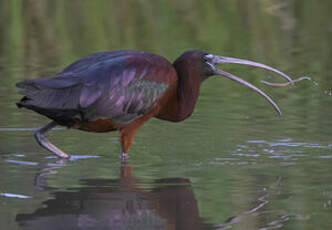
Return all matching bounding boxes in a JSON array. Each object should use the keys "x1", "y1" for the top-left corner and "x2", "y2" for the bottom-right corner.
[{"x1": 16, "y1": 50, "x2": 296, "y2": 159}]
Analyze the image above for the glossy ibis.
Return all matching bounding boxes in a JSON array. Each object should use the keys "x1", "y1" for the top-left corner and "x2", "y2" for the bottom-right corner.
[{"x1": 16, "y1": 50, "x2": 296, "y2": 159}]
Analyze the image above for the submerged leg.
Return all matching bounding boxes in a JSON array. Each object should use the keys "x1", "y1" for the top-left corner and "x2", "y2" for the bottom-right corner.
[
  {"x1": 119, "y1": 118, "x2": 150, "y2": 160},
  {"x1": 119, "y1": 127, "x2": 138, "y2": 161},
  {"x1": 34, "y1": 121, "x2": 70, "y2": 159},
  {"x1": 118, "y1": 109, "x2": 158, "y2": 161}
]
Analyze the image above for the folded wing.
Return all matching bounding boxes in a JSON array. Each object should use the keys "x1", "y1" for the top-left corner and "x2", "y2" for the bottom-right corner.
[{"x1": 16, "y1": 51, "x2": 170, "y2": 126}]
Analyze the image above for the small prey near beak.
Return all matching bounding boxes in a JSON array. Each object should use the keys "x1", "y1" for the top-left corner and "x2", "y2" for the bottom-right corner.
[{"x1": 261, "y1": 76, "x2": 311, "y2": 87}]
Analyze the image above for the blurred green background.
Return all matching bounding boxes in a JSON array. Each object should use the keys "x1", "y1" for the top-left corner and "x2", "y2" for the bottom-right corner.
[{"x1": 1, "y1": 0, "x2": 332, "y2": 229}]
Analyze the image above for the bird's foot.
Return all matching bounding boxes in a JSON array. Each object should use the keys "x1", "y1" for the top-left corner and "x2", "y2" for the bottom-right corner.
[
  {"x1": 58, "y1": 152, "x2": 71, "y2": 159},
  {"x1": 55, "y1": 158, "x2": 70, "y2": 165},
  {"x1": 50, "y1": 151, "x2": 70, "y2": 159},
  {"x1": 120, "y1": 152, "x2": 130, "y2": 161}
]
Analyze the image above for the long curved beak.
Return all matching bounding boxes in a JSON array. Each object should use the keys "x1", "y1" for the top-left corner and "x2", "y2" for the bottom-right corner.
[
  {"x1": 208, "y1": 55, "x2": 294, "y2": 84},
  {"x1": 207, "y1": 55, "x2": 290, "y2": 115}
]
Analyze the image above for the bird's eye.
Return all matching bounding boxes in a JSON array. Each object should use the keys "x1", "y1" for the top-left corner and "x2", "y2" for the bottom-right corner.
[
  {"x1": 203, "y1": 54, "x2": 214, "y2": 62},
  {"x1": 203, "y1": 55, "x2": 216, "y2": 71}
]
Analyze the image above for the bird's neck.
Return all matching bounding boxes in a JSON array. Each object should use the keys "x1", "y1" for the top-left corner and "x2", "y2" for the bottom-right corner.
[
  {"x1": 155, "y1": 59, "x2": 205, "y2": 122},
  {"x1": 175, "y1": 69, "x2": 202, "y2": 121}
]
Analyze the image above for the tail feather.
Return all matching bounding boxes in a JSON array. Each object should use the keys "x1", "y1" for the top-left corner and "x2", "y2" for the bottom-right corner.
[
  {"x1": 16, "y1": 79, "x2": 81, "y2": 109},
  {"x1": 16, "y1": 79, "x2": 82, "y2": 126}
]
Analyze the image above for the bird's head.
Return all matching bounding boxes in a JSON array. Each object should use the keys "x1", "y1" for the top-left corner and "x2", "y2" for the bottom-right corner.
[{"x1": 174, "y1": 50, "x2": 296, "y2": 115}]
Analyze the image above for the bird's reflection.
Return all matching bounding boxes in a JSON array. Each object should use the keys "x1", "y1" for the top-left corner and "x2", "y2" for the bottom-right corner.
[{"x1": 16, "y1": 161, "x2": 210, "y2": 230}]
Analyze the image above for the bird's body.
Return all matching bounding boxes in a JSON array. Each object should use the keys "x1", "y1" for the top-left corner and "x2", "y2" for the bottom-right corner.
[
  {"x1": 17, "y1": 49, "x2": 296, "y2": 159},
  {"x1": 18, "y1": 51, "x2": 171, "y2": 126}
]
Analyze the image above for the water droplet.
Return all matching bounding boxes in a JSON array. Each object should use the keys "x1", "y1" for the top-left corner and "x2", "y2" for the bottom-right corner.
[{"x1": 324, "y1": 89, "x2": 332, "y2": 96}]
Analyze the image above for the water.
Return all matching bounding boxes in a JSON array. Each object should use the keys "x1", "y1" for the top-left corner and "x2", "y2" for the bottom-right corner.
[{"x1": 1, "y1": 0, "x2": 332, "y2": 229}]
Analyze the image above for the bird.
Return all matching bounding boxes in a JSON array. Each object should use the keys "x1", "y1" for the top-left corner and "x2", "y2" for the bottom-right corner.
[{"x1": 16, "y1": 49, "x2": 295, "y2": 159}]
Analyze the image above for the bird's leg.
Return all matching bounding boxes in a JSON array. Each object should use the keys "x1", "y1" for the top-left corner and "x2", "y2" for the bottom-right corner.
[
  {"x1": 118, "y1": 110, "x2": 158, "y2": 160},
  {"x1": 34, "y1": 121, "x2": 70, "y2": 159},
  {"x1": 119, "y1": 127, "x2": 138, "y2": 160},
  {"x1": 119, "y1": 118, "x2": 150, "y2": 160},
  {"x1": 121, "y1": 152, "x2": 129, "y2": 160}
]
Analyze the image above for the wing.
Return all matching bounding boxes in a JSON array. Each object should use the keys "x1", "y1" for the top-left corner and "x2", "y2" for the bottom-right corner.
[{"x1": 16, "y1": 50, "x2": 172, "y2": 125}]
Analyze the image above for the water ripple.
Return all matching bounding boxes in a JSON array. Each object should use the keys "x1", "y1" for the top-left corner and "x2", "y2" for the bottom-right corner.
[
  {"x1": 233, "y1": 139, "x2": 332, "y2": 163},
  {"x1": 5, "y1": 160, "x2": 39, "y2": 166},
  {"x1": 0, "y1": 127, "x2": 65, "y2": 132},
  {"x1": 247, "y1": 139, "x2": 330, "y2": 149},
  {"x1": 0, "y1": 193, "x2": 31, "y2": 199}
]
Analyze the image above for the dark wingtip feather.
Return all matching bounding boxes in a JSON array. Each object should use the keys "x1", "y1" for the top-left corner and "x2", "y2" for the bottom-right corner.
[
  {"x1": 16, "y1": 96, "x2": 29, "y2": 108},
  {"x1": 16, "y1": 102, "x2": 23, "y2": 108},
  {"x1": 16, "y1": 81, "x2": 25, "y2": 88}
]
